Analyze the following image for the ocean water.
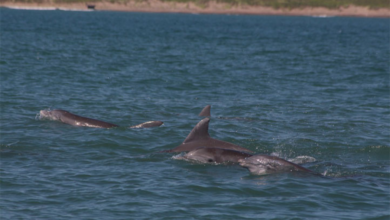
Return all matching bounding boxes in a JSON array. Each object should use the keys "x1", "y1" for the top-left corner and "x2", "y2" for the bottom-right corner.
[{"x1": 1, "y1": 8, "x2": 389, "y2": 219}]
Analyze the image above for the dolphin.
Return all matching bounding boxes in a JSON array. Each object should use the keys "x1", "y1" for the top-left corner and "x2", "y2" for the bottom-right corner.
[
  {"x1": 176, "y1": 147, "x2": 253, "y2": 164},
  {"x1": 238, "y1": 154, "x2": 314, "y2": 175},
  {"x1": 39, "y1": 109, "x2": 119, "y2": 128},
  {"x1": 130, "y1": 121, "x2": 164, "y2": 128},
  {"x1": 163, "y1": 118, "x2": 253, "y2": 153},
  {"x1": 199, "y1": 105, "x2": 211, "y2": 117},
  {"x1": 177, "y1": 148, "x2": 317, "y2": 166}
]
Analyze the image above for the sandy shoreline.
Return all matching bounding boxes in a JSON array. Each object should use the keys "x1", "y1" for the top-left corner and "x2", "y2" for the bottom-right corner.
[{"x1": 1, "y1": 1, "x2": 389, "y2": 17}]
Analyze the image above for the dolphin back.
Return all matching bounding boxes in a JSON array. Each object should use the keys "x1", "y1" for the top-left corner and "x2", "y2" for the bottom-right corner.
[{"x1": 44, "y1": 109, "x2": 119, "y2": 128}]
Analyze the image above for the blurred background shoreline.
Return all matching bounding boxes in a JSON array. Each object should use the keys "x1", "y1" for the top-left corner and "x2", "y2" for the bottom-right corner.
[{"x1": 1, "y1": 0, "x2": 389, "y2": 17}]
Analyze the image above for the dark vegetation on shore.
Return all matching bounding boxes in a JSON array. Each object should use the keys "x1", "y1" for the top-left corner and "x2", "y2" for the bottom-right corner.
[{"x1": 4, "y1": 0, "x2": 389, "y2": 9}]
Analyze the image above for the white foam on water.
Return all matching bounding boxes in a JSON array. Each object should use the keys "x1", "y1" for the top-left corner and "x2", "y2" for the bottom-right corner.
[
  {"x1": 5, "y1": 6, "x2": 94, "y2": 12},
  {"x1": 311, "y1": 15, "x2": 336, "y2": 18},
  {"x1": 6, "y1": 6, "x2": 58, "y2": 10},
  {"x1": 58, "y1": 8, "x2": 94, "y2": 12}
]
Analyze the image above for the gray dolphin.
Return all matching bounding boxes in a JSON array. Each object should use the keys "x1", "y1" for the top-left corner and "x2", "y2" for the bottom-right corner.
[
  {"x1": 39, "y1": 109, "x2": 119, "y2": 128},
  {"x1": 177, "y1": 147, "x2": 253, "y2": 164},
  {"x1": 199, "y1": 105, "x2": 211, "y2": 117},
  {"x1": 163, "y1": 118, "x2": 253, "y2": 153},
  {"x1": 130, "y1": 121, "x2": 164, "y2": 128},
  {"x1": 238, "y1": 154, "x2": 314, "y2": 175}
]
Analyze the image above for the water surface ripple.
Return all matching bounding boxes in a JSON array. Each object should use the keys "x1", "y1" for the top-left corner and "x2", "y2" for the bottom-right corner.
[{"x1": 1, "y1": 9, "x2": 389, "y2": 219}]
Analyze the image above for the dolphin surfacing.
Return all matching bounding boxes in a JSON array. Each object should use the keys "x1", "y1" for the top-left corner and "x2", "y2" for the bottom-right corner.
[
  {"x1": 39, "y1": 109, "x2": 119, "y2": 128},
  {"x1": 238, "y1": 154, "x2": 314, "y2": 175},
  {"x1": 163, "y1": 118, "x2": 253, "y2": 153},
  {"x1": 177, "y1": 148, "x2": 253, "y2": 164}
]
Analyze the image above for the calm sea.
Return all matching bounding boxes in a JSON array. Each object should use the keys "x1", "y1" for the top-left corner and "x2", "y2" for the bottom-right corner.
[{"x1": 1, "y1": 8, "x2": 389, "y2": 219}]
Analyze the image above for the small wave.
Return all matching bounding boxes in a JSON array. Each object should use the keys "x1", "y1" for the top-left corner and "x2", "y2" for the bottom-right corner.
[
  {"x1": 288, "y1": 155, "x2": 317, "y2": 165},
  {"x1": 364, "y1": 145, "x2": 389, "y2": 150},
  {"x1": 311, "y1": 15, "x2": 336, "y2": 18},
  {"x1": 57, "y1": 8, "x2": 94, "y2": 12},
  {"x1": 3, "y1": 141, "x2": 20, "y2": 147},
  {"x1": 359, "y1": 145, "x2": 390, "y2": 160},
  {"x1": 35, "y1": 112, "x2": 41, "y2": 120},
  {"x1": 171, "y1": 152, "x2": 188, "y2": 161},
  {"x1": 37, "y1": 108, "x2": 52, "y2": 121},
  {"x1": 6, "y1": 6, "x2": 58, "y2": 11},
  {"x1": 5, "y1": 6, "x2": 94, "y2": 12},
  {"x1": 216, "y1": 116, "x2": 256, "y2": 121}
]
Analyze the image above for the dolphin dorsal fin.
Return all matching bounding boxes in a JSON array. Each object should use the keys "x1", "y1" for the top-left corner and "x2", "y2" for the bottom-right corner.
[
  {"x1": 198, "y1": 105, "x2": 211, "y2": 117},
  {"x1": 183, "y1": 118, "x2": 211, "y2": 143}
]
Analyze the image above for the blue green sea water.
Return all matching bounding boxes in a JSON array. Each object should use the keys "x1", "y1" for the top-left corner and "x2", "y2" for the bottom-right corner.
[{"x1": 1, "y1": 8, "x2": 389, "y2": 219}]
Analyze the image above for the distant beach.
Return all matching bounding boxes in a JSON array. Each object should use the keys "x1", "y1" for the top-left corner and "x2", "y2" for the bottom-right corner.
[{"x1": 1, "y1": 1, "x2": 389, "y2": 17}]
